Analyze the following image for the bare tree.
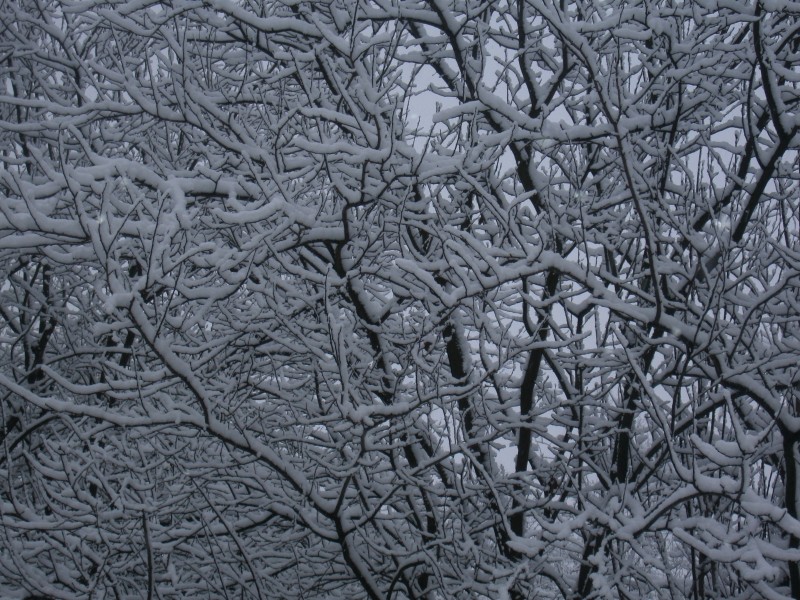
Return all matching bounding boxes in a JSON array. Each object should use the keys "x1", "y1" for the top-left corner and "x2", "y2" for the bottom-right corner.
[{"x1": 1, "y1": 0, "x2": 799, "y2": 598}]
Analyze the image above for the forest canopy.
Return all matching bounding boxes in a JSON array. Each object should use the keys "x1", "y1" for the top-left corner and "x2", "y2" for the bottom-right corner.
[{"x1": 1, "y1": 0, "x2": 799, "y2": 598}]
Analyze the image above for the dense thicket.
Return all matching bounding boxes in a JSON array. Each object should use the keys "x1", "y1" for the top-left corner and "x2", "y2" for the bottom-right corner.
[{"x1": 1, "y1": 1, "x2": 799, "y2": 598}]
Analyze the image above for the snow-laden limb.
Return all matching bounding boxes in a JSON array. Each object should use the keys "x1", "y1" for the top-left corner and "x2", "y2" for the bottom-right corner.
[{"x1": 1, "y1": 0, "x2": 799, "y2": 598}]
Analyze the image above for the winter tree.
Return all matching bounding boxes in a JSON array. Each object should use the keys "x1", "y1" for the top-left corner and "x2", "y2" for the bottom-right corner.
[{"x1": 1, "y1": 0, "x2": 799, "y2": 598}]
